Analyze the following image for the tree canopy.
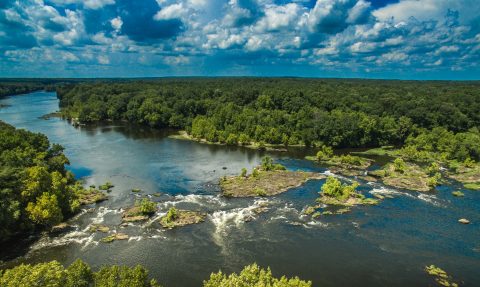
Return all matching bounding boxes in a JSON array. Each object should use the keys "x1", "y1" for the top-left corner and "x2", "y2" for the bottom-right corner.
[
  {"x1": 55, "y1": 78, "x2": 480, "y2": 148},
  {"x1": 0, "y1": 121, "x2": 83, "y2": 241}
]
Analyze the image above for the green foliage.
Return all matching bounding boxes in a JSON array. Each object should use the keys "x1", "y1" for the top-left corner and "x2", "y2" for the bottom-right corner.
[
  {"x1": 320, "y1": 177, "x2": 359, "y2": 201},
  {"x1": 254, "y1": 187, "x2": 267, "y2": 197},
  {"x1": 427, "y1": 172, "x2": 442, "y2": 187},
  {"x1": 65, "y1": 259, "x2": 93, "y2": 287},
  {"x1": 400, "y1": 127, "x2": 480, "y2": 163},
  {"x1": 427, "y1": 162, "x2": 440, "y2": 175},
  {"x1": 25, "y1": 193, "x2": 63, "y2": 226},
  {"x1": 316, "y1": 145, "x2": 333, "y2": 161},
  {"x1": 56, "y1": 79, "x2": 480, "y2": 149},
  {"x1": 464, "y1": 183, "x2": 480, "y2": 190},
  {"x1": 165, "y1": 207, "x2": 178, "y2": 223},
  {"x1": 338, "y1": 154, "x2": 364, "y2": 166},
  {"x1": 225, "y1": 134, "x2": 238, "y2": 145},
  {"x1": 261, "y1": 156, "x2": 285, "y2": 171},
  {"x1": 203, "y1": 263, "x2": 312, "y2": 287},
  {"x1": 0, "y1": 259, "x2": 160, "y2": 287},
  {"x1": 393, "y1": 158, "x2": 407, "y2": 173},
  {"x1": 137, "y1": 198, "x2": 157, "y2": 215},
  {"x1": 452, "y1": 191, "x2": 464, "y2": 197},
  {"x1": 252, "y1": 168, "x2": 260, "y2": 178},
  {"x1": 99, "y1": 181, "x2": 114, "y2": 190},
  {"x1": 0, "y1": 121, "x2": 82, "y2": 241},
  {"x1": 241, "y1": 168, "x2": 247, "y2": 177}
]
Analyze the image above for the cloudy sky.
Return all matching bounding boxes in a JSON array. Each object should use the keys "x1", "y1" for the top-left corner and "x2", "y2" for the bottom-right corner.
[{"x1": 0, "y1": 0, "x2": 479, "y2": 79}]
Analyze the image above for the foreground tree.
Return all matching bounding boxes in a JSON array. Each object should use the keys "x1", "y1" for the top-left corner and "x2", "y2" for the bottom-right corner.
[{"x1": 203, "y1": 263, "x2": 312, "y2": 287}]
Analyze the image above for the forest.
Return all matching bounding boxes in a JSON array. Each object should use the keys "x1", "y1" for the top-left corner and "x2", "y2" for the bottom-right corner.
[
  {"x1": 0, "y1": 121, "x2": 84, "y2": 241},
  {"x1": 55, "y1": 78, "x2": 480, "y2": 148}
]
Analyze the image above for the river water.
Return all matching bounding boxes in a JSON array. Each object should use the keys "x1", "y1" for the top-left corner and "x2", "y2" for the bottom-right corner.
[{"x1": 0, "y1": 91, "x2": 479, "y2": 286}]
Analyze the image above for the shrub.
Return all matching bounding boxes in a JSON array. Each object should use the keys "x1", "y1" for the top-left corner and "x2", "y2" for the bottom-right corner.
[
  {"x1": 316, "y1": 145, "x2": 333, "y2": 161},
  {"x1": 393, "y1": 158, "x2": 407, "y2": 173},
  {"x1": 241, "y1": 168, "x2": 247, "y2": 177},
  {"x1": 254, "y1": 187, "x2": 267, "y2": 197},
  {"x1": 165, "y1": 207, "x2": 178, "y2": 223},
  {"x1": 138, "y1": 198, "x2": 156, "y2": 215}
]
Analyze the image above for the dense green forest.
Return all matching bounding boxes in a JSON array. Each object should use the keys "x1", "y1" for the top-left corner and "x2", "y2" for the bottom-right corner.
[
  {"x1": 56, "y1": 78, "x2": 480, "y2": 148},
  {"x1": 0, "y1": 121, "x2": 84, "y2": 241},
  {"x1": 0, "y1": 81, "x2": 47, "y2": 98},
  {"x1": 0, "y1": 260, "x2": 310, "y2": 287}
]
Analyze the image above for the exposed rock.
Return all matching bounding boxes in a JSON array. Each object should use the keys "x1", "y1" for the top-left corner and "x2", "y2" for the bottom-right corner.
[
  {"x1": 51, "y1": 223, "x2": 71, "y2": 233},
  {"x1": 451, "y1": 191, "x2": 464, "y2": 197},
  {"x1": 78, "y1": 189, "x2": 108, "y2": 205},
  {"x1": 458, "y1": 218, "x2": 470, "y2": 224},
  {"x1": 159, "y1": 209, "x2": 206, "y2": 229},
  {"x1": 122, "y1": 206, "x2": 150, "y2": 222},
  {"x1": 88, "y1": 224, "x2": 109, "y2": 233},
  {"x1": 369, "y1": 162, "x2": 432, "y2": 192},
  {"x1": 101, "y1": 233, "x2": 129, "y2": 243},
  {"x1": 220, "y1": 169, "x2": 326, "y2": 198}
]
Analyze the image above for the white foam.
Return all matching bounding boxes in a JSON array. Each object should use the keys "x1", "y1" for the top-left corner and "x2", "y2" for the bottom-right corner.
[
  {"x1": 92, "y1": 206, "x2": 123, "y2": 224},
  {"x1": 30, "y1": 229, "x2": 95, "y2": 251},
  {"x1": 128, "y1": 236, "x2": 143, "y2": 242},
  {"x1": 158, "y1": 194, "x2": 227, "y2": 210},
  {"x1": 369, "y1": 187, "x2": 408, "y2": 197},
  {"x1": 417, "y1": 193, "x2": 443, "y2": 207},
  {"x1": 208, "y1": 199, "x2": 269, "y2": 237}
]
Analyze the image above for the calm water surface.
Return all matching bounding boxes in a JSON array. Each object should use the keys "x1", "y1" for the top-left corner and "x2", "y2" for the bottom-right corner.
[{"x1": 0, "y1": 91, "x2": 479, "y2": 287}]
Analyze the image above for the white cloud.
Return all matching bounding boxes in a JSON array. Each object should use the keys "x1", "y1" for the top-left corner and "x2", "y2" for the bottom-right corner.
[
  {"x1": 154, "y1": 3, "x2": 186, "y2": 20},
  {"x1": 97, "y1": 55, "x2": 110, "y2": 64},
  {"x1": 256, "y1": 3, "x2": 301, "y2": 32},
  {"x1": 110, "y1": 17, "x2": 123, "y2": 32}
]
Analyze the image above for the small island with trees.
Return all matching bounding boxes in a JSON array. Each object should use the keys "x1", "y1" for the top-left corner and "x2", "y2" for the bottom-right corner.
[{"x1": 220, "y1": 156, "x2": 326, "y2": 197}]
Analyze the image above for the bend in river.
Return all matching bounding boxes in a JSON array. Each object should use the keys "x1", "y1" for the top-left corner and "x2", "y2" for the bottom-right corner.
[{"x1": 0, "y1": 91, "x2": 479, "y2": 287}]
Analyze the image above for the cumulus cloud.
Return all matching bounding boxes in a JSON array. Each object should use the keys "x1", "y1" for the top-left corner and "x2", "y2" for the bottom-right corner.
[{"x1": 0, "y1": 0, "x2": 479, "y2": 78}]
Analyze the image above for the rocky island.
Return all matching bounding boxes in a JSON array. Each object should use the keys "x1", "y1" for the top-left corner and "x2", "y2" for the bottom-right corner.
[
  {"x1": 159, "y1": 207, "x2": 206, "y2": 229},
  {"x1": 122, "y1": 198, "x2": 157, "y2": 222},
  {"x1": 220, "y1": 157, "x2": 326, "y2": 197}
]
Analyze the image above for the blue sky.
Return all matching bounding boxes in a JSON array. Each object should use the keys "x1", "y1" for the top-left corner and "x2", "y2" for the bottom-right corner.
[{"x1": 0, "y1": 0, "x2": 479, "y2": 79}]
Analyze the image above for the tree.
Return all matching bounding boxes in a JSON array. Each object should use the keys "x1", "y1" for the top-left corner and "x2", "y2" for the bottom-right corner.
[
  {"x1": 65, "y1": 259, "x2": 93, "y2": 287},
  {"x1": 321, "y1": 176, "x2": 358, "y2": 201},
  {"x1": 26, "y1": 193, "x2": 63, "y2": 226},
  {"x1": 316, "y1": 145, "x2": 333, "y2": 161},
  {"x1": 203, "y1": 263, "x2": 311, "y2": 287}
]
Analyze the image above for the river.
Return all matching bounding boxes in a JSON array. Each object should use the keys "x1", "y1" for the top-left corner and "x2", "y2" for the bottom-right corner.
[{"x1": 0, "y1": 91, "x2": 479, "y2": 286}]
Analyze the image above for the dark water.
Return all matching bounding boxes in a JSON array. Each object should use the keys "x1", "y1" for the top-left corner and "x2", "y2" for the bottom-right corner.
[{"x1": 0, "y1": 91, "x2": 479, "y2": 287}]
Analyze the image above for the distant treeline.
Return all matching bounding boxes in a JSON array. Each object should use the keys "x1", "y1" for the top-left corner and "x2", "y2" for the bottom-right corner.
[{"x1": 55, "y1": 78, "x2": 480, "y2": 148}]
